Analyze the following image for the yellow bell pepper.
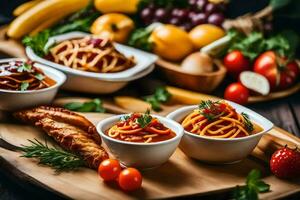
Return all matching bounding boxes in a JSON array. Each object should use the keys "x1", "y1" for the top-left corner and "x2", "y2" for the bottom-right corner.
[
  {"x1": 91, "y1": 13, "x2": 135, "y2": 43},
  {"x1": 149, "y1": 25, "x2": 194, "y2": 61},
  {"x1": 94, "y1": 0, "x2": 140, "y2": 14}
]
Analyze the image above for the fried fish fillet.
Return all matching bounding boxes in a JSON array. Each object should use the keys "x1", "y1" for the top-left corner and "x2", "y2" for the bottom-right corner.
[{"x1": 15, "y1": 106, "x2": 109, "y2": 169}]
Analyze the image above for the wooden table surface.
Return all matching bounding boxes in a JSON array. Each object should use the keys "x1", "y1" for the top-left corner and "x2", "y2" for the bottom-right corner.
[{"x1": 0, "y1": 56, "x2": 300, "y2": 199}]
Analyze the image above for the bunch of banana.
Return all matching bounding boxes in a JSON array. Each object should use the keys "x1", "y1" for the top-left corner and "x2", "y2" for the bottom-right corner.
[{"x1": 8, "y1": 0, "x2": 89, "y2": 39}]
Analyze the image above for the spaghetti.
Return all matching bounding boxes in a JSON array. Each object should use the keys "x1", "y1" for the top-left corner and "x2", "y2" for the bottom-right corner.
[
  {"x1": 47, "y1": 36, "x2": 135, "y2": 73},
  {"x1": 182, "y1": 101, "x2": 262, "y2": 138},
  {"x1": 106, "y1": 112, "x2": 176, "y2": 143},
  {"x1": 0, "y1": 60, "x2": 56, "y2": 91}
]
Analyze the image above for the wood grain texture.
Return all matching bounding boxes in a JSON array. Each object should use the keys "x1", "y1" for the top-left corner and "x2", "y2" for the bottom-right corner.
[{"x1": 0, "y1": 112, "x2": 300, "y2": 200}]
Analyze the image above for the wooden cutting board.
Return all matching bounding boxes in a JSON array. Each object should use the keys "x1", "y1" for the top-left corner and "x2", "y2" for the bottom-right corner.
[{"x1": 1, "y1": 111, "x2": 300, "y2": 200}]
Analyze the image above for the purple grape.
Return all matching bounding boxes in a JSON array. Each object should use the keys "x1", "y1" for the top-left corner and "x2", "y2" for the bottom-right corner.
[
  {"x1": 191, "y1": 13, "x2": 207, "y2": 26},
  {"x1": 169, "y1": 17, "x2": 181, "y2": 25},
  {"x1": 155, "y1": 8, "x2": 169, "y2": 21},
  {"x1": 172, "y1": 8, "x2": 189, "y2": 20},
  {"x1": 141, "y1": 7, "x2": 154, "y2": 24},
  {"x1": 196, "y1": 0, "x2": 207, "y2": 11},
  {"x1": 205, "y1": 3, "x2": 218, "y2": 15},
  {"x1": 188, "y1": 11, "x2": 197, "y2": 19},
  {"x1": 189, "y1": 0, "x2": 198, "y2": 6},
  {"x1": 207, "y1": 13, "x2": 224, "y2": 26}
]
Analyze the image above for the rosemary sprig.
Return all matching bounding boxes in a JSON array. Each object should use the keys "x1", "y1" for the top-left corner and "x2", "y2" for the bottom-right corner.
[
  {"x1": 137, "y1": 110, "x2": 152, "y2": 128},
  {"x1": 241, "y1": 112, "x2": 254, "y2": 132},
  {"x1": 19, "y1": 139, "x2": 85, "y2": 172}
]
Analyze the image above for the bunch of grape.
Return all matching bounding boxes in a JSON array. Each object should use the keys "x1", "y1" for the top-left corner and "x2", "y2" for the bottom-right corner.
[{"x1": 140, "y1": 0, "x2": 226, "y2": 31}]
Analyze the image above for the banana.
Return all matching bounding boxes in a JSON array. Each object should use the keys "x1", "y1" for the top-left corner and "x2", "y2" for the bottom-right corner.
[
  {"x1": 13, "y1": 0, "x2": 43, "y2": 16},
  {"x1": 29, "y1": 12, "x2": 66, "y2": 36},
  {"x1": 7, "y1": 0, "x2": 89, "y2": 39}
]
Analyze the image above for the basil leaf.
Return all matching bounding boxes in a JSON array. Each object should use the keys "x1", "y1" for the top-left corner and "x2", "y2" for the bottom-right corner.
[
  {"x1": 64, "y1": 98, "x2": 105, "y2": 113},
  {"x1": 20, "y1": 82, "x2": 29, "y2": 91},
  {"x1": 17, "y1": 63, "x2": 32, "y2": 73},
  {"x1": 255, "y1": 181, "x2": 270, "y2": 193},
  {"x1": 35, "y1": 73, "x2": 45, "y2": 81}
]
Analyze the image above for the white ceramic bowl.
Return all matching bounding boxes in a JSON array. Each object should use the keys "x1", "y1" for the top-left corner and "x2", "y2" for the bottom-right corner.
[
  {"x1": 167, "y1": 101, "x2": 273, "y2": 164},
  {"x1": 97, "y1": 114, "x2": 184, "y2": 169},
  {"x1": 26, "y1": 32, "x2": 157, "y2": 94},
  {"x1": 0, "y1": 58, "x2": 66, "y2": 111}
]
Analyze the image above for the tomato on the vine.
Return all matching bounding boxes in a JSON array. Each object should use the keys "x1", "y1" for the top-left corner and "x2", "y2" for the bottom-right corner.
[
  {"x1": 254, "y1": 51, "x2": 300, "y2": 90},
  {"x1": 118, "y1": 168, "x2": 142, "y2": 191},
  {"x1": 223, "y1": 50, "x2": 250, "y2": 78},
  {"x1": 224, "y1": 82, "x2": 249, "y2": 105}
]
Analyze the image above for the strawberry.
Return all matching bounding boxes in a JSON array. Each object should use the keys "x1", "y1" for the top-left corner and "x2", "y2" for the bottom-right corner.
[{"x1": 270, "y1": 146, "x2": 300, "y2": 179}]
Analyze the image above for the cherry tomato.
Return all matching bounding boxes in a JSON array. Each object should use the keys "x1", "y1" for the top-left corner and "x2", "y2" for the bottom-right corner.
[
  {"x1": 223, "y1": 50, "x2": 250, "y2": 78},
  {"x1": 224, "y1": 83, "x2": 249, "y2": 105},
  {"x1": 118, "y1": 168, "x2": 142, "y2": 191},
  {"x1": 254, "y1": 51, "x2": 299, "y2": 90},
  {"x1": 98, "y1": 159, "x2": 122, "y2": 181}
]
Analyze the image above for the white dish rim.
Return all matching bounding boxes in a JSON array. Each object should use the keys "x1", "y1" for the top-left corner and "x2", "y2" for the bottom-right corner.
[
  {"x1": 0, "y1": 58, "x2": 66, "y2": 94},
  {"x1": 97, "y1": 114, "x2": 184, "y2": 146},
  {"x1": 166, "y1": 100, "x2": 274, "y2": 142},
  {"x1": 25, "y1": 31, "x2": 158, "y2": 81}
]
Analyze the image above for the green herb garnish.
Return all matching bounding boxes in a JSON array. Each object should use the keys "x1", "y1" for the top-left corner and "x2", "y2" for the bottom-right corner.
[
  {"x1": 241, "y1": 112, "x2": 254, "y2": 132},
  {"x1": 19, "y1": 139, "x2": 85, "y2": 172},
  {"x1": 223, "y1": 29, "x2": 296, "y2": 61},
  {"x1": 128, "y1": 27, "x2": 153, "y2": 51},
  {"x1": 198, "y1": 100, "x2": 224, "y2": 121},
  {"x1": 232, "y1": 169, "x2": 270, "y2": 200},
  {"x1": 34, "y1": 73, "x2": 45, "y2": 81},
  {"x1": 64, "y1": 98, "x2": 105, "y2": 113},
  {"x1": 17, "y1": 63, "x2": 32, "y2": 73},
  {"x1": 136, "y1": 110, "x2": 152, "y2": 128},
  {"x1": 20, "y1": 82, "x2": 29, "y2": 91},
  {"x1": 120, "y1": 115, "x2": 131, "y2": 121},
  {"x1": 143, "y1": 87, "x2": 172, "y2": 111}
]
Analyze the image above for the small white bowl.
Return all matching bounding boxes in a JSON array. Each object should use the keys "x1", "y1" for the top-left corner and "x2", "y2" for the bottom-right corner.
[
  {"x1": 167, "y1": 101, "x2": 273, "y2": 164},
  {"x1": 97, "y1": 114, "x2": 184, "y2": 169},
  {"x1": 26, "y1": 32, "x2": 158, "y2": 94},
  {"x1": 0, "y1": 58, "x2": 66, "y2": 111}
]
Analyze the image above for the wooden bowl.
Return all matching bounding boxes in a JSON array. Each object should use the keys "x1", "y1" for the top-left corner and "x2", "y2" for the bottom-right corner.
[{"x1": 156, "y1": 58, "x2": 227, "y2": 93}]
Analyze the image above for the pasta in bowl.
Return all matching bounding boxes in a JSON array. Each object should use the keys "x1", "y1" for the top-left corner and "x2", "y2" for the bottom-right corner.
[
  {"x1": 26, "y1": 32, "x2": 157, "y2": 94},
  {"x1": 97, "y1": 111, "x2": 184, "y2": 169},
  {"x1": 167, "y1": 100, "x2": 273, "y2": 164}
]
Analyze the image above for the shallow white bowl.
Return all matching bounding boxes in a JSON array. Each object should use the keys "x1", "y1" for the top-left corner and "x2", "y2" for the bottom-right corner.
[
  {"x1": 26, "y1": 32, "x2": 157, "y2": 94},
  {"x1": 167, "y1": 101, "x2": 273, "y2": 164},
  {"x1": 0, "y1": 58, "x2": 66, "y2": 111},
  {"x1": 97, "y1": 114, "x2": 184, "y2": 169}
]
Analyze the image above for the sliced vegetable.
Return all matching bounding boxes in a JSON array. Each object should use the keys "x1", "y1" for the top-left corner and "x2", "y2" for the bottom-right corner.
[{"x1": 239, "y1": 71, "x2": 270, "y2": 95}]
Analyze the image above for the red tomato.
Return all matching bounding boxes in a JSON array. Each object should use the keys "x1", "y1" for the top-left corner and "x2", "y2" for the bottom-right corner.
[
  {"x1": 98, "y1": 159, "x2": 122, "y2": 181},
  {"x1": 254, "y1": 51, "x2": 300, "y2": 90},
  {"x1": 224, "y1": 83, "x2": 249, "y2": 105},
  {"x1": 223, "y1": 50, "x2": 250, "y2": 78},
  {"x1": 118, "y1": 168, "x2": 142, "y2": 191}
]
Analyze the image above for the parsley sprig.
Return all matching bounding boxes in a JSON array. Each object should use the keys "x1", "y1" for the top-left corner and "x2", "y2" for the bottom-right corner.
[
  {"x1": 136, "y1": 110, "x2": 153, "y2": 128},
  {"x1": 198, "y1": 100, "x2": 225, "y2": 121},
  {"x1": 143, "y1": 87, "x2": 172, "y2": 111},
  {"x1": 19, "y1": 139, "x2": 85, "y2": 172},
  {"x1": 241, "y1": 112, "x2": 254, "y2": 132},
  {"x1": 64, "y1": 98, "x2": 105, "y2": 113},
  {"x1": 232, "y1": 169, "x2": 270, "y2": 200}
]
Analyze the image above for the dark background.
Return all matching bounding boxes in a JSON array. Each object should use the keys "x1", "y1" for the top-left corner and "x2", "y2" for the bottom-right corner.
[{"x1": 0, "y1": 1, "x2": 299, "y2": 200}]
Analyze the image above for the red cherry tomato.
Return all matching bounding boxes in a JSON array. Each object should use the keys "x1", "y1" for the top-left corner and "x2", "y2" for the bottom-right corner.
[
  {"x1": 224, "y1": 83, "x2": 249, "y2": 105},
  {"x1": 254, "y1": 51, "x2": 300, "y2": 90},
  {"x1": 223, "y1": 50, "x2": 250, "y2": 78},
  {"x1": 118, "y1": 168, "x2": 142, "y2": 191},
  {"x1": 98, "y1": 159, "x2": 122, "y2": 181}
]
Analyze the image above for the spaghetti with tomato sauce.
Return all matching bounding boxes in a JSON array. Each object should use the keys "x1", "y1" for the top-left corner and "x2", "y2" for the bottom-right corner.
[
  {"x1": 106, "y1": 113, "x2": 176, "y2": 143},
  {"x1": 182, "y1": 101, "x2": 262, "y2": 138}
]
